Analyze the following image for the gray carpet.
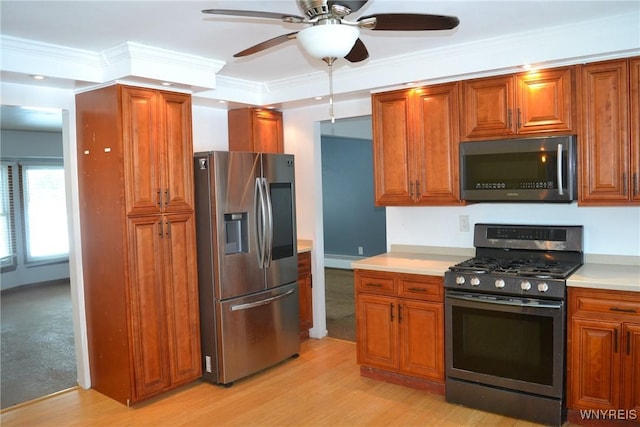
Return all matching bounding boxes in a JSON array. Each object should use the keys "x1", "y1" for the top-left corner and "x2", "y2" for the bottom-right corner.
[
  {"x1": 1, "y1": 280, "x2": 77, "y2": 409},
  {"x1": 325, "y1": 268, "x2": 355, "y2": 342}
]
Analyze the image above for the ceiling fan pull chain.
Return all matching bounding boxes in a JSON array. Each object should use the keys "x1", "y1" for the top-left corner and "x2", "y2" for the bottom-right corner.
[{"x1": 328, "y1": 59, "x2": 335, "y2": 123}]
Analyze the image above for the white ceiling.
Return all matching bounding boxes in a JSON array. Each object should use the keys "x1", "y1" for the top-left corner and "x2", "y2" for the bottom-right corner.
[{"x1": 1, "y1": 0, "x2": 639, "y2": 131}]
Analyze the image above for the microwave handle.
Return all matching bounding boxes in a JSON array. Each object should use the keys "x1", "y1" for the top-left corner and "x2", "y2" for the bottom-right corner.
[{"x1": 557, "y1": 144, "x2": 564, "y2": 196}]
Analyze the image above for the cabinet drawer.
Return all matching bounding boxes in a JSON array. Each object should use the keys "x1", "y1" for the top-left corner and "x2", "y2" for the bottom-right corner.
[
  {"x1": 356, "y1": 270, "x2": 395, "y2": 295},
  {"x1": 397, "y1": 274, "x2": 443, "y2": 302},
  {"x1": 570, "y1": 288, "x2": 640, "y2": 319}
]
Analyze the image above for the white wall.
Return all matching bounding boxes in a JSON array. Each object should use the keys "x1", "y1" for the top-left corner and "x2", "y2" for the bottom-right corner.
[
  {"x1": 284, "y1": 99, "x2": 372, "y2": 338},
  {"x1": 386, "y1": 205, "x2": 640, "y2": 256}
]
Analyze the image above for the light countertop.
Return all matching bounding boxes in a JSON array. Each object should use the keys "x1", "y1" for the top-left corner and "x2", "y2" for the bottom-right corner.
[
  {"x1": 297, "y1": 239, "x2": 312, "y2": 253},
  {"x1": 567, "y1": 263, "x2": 640, "y2": 293},
  {"x1": 351, "y1": 245, "x2": 639, "y2": 293},
  {"x1": 351, "y1": 249, "x2": 470, "y2": 277}
]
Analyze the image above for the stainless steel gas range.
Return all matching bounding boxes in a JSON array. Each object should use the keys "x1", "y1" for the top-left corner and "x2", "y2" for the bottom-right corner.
[{"x1": 444, "y1": 223, "x2": 584, "y2": 426}]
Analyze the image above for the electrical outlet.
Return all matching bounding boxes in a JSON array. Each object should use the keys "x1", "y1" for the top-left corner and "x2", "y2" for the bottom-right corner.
[
  {"x1": 205, "y1": 355, "x2": 212, "y2": 373},
  {"x1": 358, "y1": 246, "x2": 364, "y2": 255},
  {"x1": 459, "y1": 215, "x2": 470, "y2": 232}
]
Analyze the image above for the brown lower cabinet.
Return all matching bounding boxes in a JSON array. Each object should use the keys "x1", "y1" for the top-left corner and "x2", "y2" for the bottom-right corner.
[
  {"x1": 567, "y1": 287, "x2": 640, "y2": 415},
  {"x1": 298, "y1": 251, "x2": 313, "y2": 338},
  {"x1": 355, "y1": 269, "x2": 444, "y2": 387}
]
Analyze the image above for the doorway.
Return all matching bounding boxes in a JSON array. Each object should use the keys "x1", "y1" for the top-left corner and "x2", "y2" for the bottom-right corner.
[
  {"x1": 320, "y1": 116, "x2": 386, "y2": 341},
  {"x1": 0, "y1": 105, "x2": 77, "y2": 408}
]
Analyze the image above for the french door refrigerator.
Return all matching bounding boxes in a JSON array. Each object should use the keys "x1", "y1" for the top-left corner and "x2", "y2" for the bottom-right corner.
[{"x1": 194, "y1": 151, "x2": 299, "y2": 386}]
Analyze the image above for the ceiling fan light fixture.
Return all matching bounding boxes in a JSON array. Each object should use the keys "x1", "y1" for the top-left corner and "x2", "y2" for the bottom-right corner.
[{"x1": 296, "y1": 24, "x2": 359, "y2": 59}]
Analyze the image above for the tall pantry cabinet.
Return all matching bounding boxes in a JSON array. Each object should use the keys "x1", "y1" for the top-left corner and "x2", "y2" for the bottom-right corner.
[{"x1": 76, "y1": 84, "x2": 201, "y2": 405}]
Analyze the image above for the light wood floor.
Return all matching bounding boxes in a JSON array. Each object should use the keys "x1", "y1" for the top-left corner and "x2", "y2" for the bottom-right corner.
[{"x1": 1, "y1": 338, "x2": 549, "y2": 427}]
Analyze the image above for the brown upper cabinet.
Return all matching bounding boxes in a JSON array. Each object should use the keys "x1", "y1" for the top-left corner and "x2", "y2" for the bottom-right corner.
[
  {"x1": 122, "y1": 87, "x2": 195, "y2": 216},
  {"x1": 460, "y1": 66, "x2": 575, "y2": 140},
  {"x1": 228, "y1": 108, "x2": 284, "y2": 153},
  {"x1": 578, "y1": 57, "x2": 640, "y2": 205},
  {"x1": 372, "y1": 82, "x2": 462, "y2": 206}
]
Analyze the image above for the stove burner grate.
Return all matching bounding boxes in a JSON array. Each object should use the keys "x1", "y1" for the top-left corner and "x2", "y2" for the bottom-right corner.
[{"x1": 449, "y1": 257, "x2": 581, "y2": 279}]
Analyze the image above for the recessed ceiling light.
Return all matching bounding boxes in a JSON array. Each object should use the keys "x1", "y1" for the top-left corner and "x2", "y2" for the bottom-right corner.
[
  {"x1": 315, "y1": 96, "x2": 323, "y2": 100},
  {"x1": 31, "y1": 75, "x2": 45, "y2": 80},
  {"x1": 218, "y1": 100, "x2": 227, "y2": 104},
  {"x1": 162, "y1": 82, "x2": 172, "y2": 86},
  {"x1": 522, "y1": 64, "x2": 532, "y2": 71}
]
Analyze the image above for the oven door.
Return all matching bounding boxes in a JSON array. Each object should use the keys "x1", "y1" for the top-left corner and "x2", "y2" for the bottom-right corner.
[{"x1": 445, "y1": 290, "x2": 565, "y2": 398}]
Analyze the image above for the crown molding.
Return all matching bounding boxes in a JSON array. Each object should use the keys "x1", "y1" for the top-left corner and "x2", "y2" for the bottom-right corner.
[
  {"x1": 101, "y1": 41, "x2": 225, "y2": 91},
  {"x1": 255, "y1": 10, "x2": 639, "y2": 106},
  {"x1": 1, "y1": 36, "x2": 225, "y2": 92},
  {"x1": 1, "y1": 35, "x2": 103, "y2": 82}
]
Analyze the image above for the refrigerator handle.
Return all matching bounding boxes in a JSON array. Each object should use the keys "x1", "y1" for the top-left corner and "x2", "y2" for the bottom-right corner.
[
  {"x1": 230, "y1": 288, "x2": 295, "y2": 311},
  {"x1": 255, "y1": 177, "x2": 267, "y2": 268},
  {"x1": 263, "y1": 177, "x2": 274, "y2": 267}
]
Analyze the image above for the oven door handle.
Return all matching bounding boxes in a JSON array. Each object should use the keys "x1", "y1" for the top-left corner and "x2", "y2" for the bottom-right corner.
[{"x1": 446, "y1": 292, "x2": 563, "y2": 309}]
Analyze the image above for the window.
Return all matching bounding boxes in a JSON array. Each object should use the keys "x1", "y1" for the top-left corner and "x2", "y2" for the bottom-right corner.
[
  {"x1": 0, "y1": 163, "x2": 16, "y2": 268},
  {"x1": 20, "y1": 163, "x2": 69, "y2": 263}
]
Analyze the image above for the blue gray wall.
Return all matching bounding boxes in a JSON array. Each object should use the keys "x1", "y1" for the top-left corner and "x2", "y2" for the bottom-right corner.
[{"x1": 321, "y1": 135, "x2": 386, "y2": 258}]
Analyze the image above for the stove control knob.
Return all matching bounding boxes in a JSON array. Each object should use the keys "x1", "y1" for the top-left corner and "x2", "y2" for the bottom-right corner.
[
  {"x1": 470, "y1": 277, "x2": 480, "y2": 286},
  {"x1": 455, "y1": 276, "x2": 465, "y2": 285},
  {"x1": 520, "y1": 280, "x2": 532, "y2": 291},
  {"x1": 494, "y1": 279, "x2": 505, "y2": 288},
  {"x1": 538, "y1": 282, "x2": 549, "y2": 293}
]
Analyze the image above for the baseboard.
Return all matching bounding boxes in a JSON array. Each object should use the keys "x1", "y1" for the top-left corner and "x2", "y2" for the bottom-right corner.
[
  {"x1": 324, "y1": 255, "x2": 363, "y2": 270},
  {"x1": 1, "y1": 278, "x2": 71, "y2": 294},
  {"x1": 360, "y1": 366, "x2": 445, "y2": 395}
]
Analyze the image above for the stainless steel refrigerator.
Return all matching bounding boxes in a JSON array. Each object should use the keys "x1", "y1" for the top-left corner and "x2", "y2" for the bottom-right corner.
[{"x1": 194, "y1": 151, "x2": 300, "y2": 386}]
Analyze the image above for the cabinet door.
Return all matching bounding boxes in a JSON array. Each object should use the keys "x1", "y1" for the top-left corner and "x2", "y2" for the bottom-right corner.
[
  {"x1": 579, "y1": 60, "x2": 630, "y2": 204},
  {"x1": 160, "y1": 92, "x2": 195, "y2": 213},
  {"x1": 122, "y1": 87, "x2": 162, "y2": 216},
  {"x1": 297, "y1": 252, "x2": 313, "y2": 334},
  {"x1": 414, "y1": 83, "x2": 461, "y2": 204},
  {"x1": 162, "y1": 213, "x2": 201, "y2": 385},
  {"x1": 516, "y1": 67, "x2": 574, "y2": 134},
  {"x1": 461, "y1": 75, "x2": 515, "y2": 139},
  {"x1": 398, "y1": 299, "x2": 444, "y2": 381},
  {"x1": 127, "y1": 215, "x2": 171, "y2": 400},
  {"x1": 630, "y1": 58, "x2": 640, "y2": 202},
  {"x1": 356, "y1": 293, "x2": 397, "y2": 370},
  {"x1": 623, "y1": 323, "x2": 640, "y2": 412},
  {"x1": 372, "y1": 90, "x2": 415, "y2": 205},
  {"x1": 253, "y1": 110, "x2": 284, "y2": 153},
  {"x1": 569, "y1": 318, "x2": 621, "y2": 410}
]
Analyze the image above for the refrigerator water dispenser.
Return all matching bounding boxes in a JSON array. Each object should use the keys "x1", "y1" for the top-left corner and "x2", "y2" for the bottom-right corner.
[{"x1": 224, "y1": 213, "x2": 247, "y2": 254}]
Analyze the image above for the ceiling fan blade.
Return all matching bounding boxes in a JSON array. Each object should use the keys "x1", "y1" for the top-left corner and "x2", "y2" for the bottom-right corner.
[
  {"x1": 359, "y1": 13, "x2": 460, "y2": 31},
  {"x1": 327, "y1": 1, "x2": 369, "y2": 14},
  {"x1": 202, "y1": 9, "x2": 305, "y2": 23},
  {"x1": 344, "y1": 38, "x2": 369, "y2": 63},
  {"x1": 233, "y1": 32, "x2": 298, "y2": 57}
]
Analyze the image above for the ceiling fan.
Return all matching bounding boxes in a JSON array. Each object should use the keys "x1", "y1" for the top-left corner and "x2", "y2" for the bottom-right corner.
[{"x1": 203, "y1": 0, "x2": 460, "y2": 120}]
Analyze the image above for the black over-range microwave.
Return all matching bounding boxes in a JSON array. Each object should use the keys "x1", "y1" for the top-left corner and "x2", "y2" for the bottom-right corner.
[{"x1": 460, "y1": 135, "x2": 577, "y2": 202}]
